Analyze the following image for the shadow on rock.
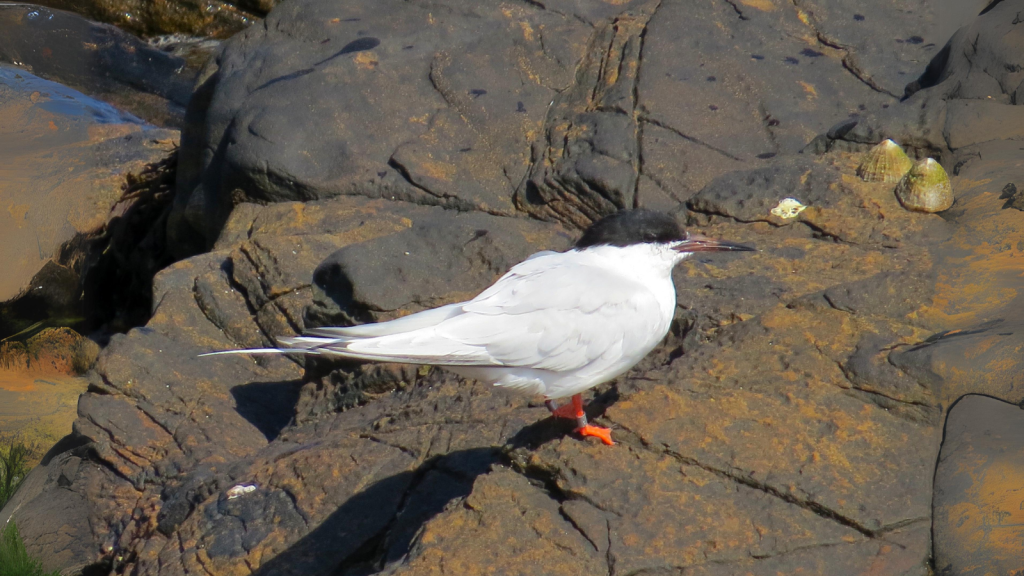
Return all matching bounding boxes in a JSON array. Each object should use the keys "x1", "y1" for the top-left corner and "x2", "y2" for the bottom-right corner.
[
  {"x1": 81, "y1": 151, "x2": 183, "y2": 336},
  {"x1": 230, "y1": 380, "x2": 304, "y2": 442},
  {"x1": 249, "y1": 447, "x2": 501, "y2": 576},
  {"x1": 507, "y1": 385, "x2": 621, "y2": 451}
]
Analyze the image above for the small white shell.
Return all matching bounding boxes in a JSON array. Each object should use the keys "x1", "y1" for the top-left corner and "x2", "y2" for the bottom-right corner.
[
  {"x1": 226, "y1": 484, "x2": 257, "y2": 499},
  {"x1": 770, "y1": 198, "x2": 807, "y2": 219}
]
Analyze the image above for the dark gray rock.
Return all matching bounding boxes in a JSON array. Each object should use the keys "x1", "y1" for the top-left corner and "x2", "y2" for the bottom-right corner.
[
  {"x1": 943, "y1": 100, "x2": 1024, "y2": 149},
  {"x1": 686, "y1": 159, "x2": 838, "y2": 224},
  {"x1": 518, "y1": 6, "x2": 656, "y2": 228},
  {"x1": 172, "y1": 0, "x2": 593, "y2": 254},
  {"x1": 0, "y1": 4, "x2": 197, "y2": 126},
  {"x1": 173, "y1": 0, "x2": 968, "y2": 250},
  {"x1": 810, "y1": 0, "x2": 1024, "y2": 158},
  {"x1": 933, "y1": 395, "x2": 1024, "y2": 575},
  {"x1": 794, "y1": 0, "x2": 988, "y2": 98},
  {"x1": 822, "y1": 270, "x2": 934, "y2": 318}
]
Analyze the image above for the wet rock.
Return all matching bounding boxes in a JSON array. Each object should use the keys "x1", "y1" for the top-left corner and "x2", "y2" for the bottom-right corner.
[
  {"x1": 79, "y1": 153, "x2": 183, "y2": 334},
  {"x1": 0, "y1": 327, "x2": 99, "y2": 375},
  {"x1": 0, "y1": 5, "x2": 198, "y2": 126},
  {"x1": 148, "y1": 34, "x2": 223, "y2": 71},
  {"x1": 933, "y1": 395, "x2": 1024, "y2": 576},
  {"x1": 32, "y1": 0, "x2": 266, "y2": 39},
  {"x1": 0, "y1": 64, "x2": 178, "y2": 339}
]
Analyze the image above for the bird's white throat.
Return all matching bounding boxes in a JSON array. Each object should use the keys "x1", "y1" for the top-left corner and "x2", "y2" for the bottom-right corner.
[{"x1": 573, "y1": 242, "x2": 690, "y2": 280}]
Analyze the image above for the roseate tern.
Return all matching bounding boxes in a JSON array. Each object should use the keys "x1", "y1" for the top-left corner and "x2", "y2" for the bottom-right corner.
[{"x1": 204, "y1": 209, "x2": 755, "y2": 445}]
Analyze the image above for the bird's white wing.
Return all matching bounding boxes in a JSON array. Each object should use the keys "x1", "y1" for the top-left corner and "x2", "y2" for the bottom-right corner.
[
  {"x1": 319, "y1": 254, "x2": 667, "y2": 372},
  {"x1": 299, "y1": 252, "x2": 561, "y2": 341},
  {"x1": 304, "y1": 303, "x2": 463, "y2": 339},
  {"x1": 201, "y1": 303, "x2": 467, "y2": 357}
]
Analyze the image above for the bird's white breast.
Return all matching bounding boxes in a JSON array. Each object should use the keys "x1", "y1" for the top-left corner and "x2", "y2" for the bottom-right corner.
[{"x1": 480, "y1": 243, "x2": 684, "y2": 398}]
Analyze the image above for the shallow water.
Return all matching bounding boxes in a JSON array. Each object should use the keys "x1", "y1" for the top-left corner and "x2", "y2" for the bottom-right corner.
[{"x1": 0, "y1": 64, "x2": 145, "y2": 126}]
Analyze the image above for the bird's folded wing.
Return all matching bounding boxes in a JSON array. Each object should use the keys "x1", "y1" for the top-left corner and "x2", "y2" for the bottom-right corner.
[
  {"x1": 304, "y1": 303, "x2": 463, "y2": 339},
  {"x1": 327, "y1": 261, "x2": 663, "y2": 372}
]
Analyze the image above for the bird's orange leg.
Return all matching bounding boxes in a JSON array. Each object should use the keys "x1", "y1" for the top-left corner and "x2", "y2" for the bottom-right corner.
[
  {"x1": 546, "y1": 398, "x2": 579, "y2": 419},
  {"x1": 545, "y1": 394, "x2": 614, "y2": 445}
]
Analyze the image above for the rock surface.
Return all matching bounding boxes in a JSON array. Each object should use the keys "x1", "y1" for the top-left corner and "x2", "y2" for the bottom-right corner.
[
  {"x1": 0, "y1": 4, "x2": 200, "y2": 126},
  {"x1": 5, "y1": 0, "x2": 1024, "y2": 575},
  {"x1": 0, "y1": 64, "x2": 178, "y2": 338},
  {"x1": 933, "y1": 395, "x2": 1024, "y2": 576},
  {"x1": 172, "y1": 0, "x2": 975, "y2": 249},
  {"x1": 31, "y1": 0, "x2": 267, "y2": 40}
]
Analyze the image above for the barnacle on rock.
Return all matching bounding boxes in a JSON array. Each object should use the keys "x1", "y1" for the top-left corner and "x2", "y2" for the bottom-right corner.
[
  {"x1": 857, "y1": 139, "x2": 913, "y2": 183},
  {"x1": 227, "y1": 484, "x2": 257, "y2": 499},
  {"x1": 770, "y1": 198, "x2": 806, "y2": 219},
  {"x1": 895, "y1": 158, "x2": 953, "y2": 213}
]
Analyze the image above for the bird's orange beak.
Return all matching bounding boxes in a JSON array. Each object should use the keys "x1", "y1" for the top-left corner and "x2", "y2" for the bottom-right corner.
[{"x1": 672, "y1": 233, "x2": 755, "y2": 253}]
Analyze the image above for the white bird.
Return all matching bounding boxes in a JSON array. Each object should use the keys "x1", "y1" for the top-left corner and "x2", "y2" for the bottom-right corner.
[{"x1": 204, "y1": 209, "x2": 754, "y2": 445}]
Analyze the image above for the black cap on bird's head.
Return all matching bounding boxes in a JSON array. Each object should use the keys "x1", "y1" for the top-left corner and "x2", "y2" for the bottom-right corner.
[
  {"x1": 576, "y1": 209, "x2": 755, "y2": 253},
  {"x1": 576, "y1": 209, "x2": 684, "y2": 248}
]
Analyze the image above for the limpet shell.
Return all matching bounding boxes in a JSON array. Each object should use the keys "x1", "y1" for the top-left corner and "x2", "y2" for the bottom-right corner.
[
  {"x1": 857, "y1": 139, "x2": 913, "y2": 183},
  {"x1": 895, "y1": 158, "x2": 953, "y2": 213}
]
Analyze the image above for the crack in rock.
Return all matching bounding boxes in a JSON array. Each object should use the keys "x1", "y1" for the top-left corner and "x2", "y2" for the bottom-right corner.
[
  {"x1": 788, "y1": 0, "x2": 900, "y2": 99},
  {"x1": 659, "y1": 446, "x2": 878, "y2": 537},
  {"x1": 640, "y1": 114, "x2": 744, "y2": 161},
  {"x1": 516, "y1": 1, "x2": 662, "y2": 229}
]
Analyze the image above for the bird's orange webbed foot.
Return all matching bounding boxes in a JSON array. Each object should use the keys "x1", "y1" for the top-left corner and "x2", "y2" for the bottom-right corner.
[
  {"x1": 576, "y1": 424, "x2": 614, "y2": 445},
  {"x1": 547, "y1": 394, "x2": 614, "y2": 445}
]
